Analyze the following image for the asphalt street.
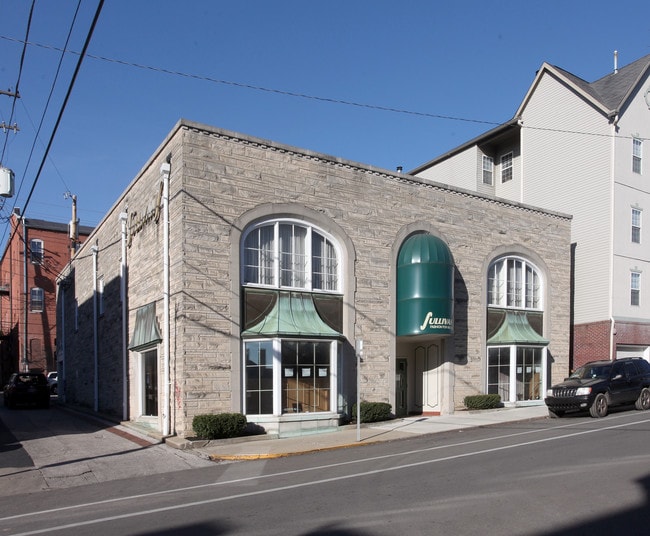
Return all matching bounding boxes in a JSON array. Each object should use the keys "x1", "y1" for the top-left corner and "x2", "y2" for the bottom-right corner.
[{"x1": 0, "y1": 399, "x2": 213, "y2": 496}]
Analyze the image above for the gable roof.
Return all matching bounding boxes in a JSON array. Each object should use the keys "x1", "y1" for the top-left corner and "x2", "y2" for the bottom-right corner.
[
  {"x1": 516, "y1": 54, "x2": 650, "y2": 118},
  {"x1": 412, "y1": 54, "x2": 650, "y2": 175}
]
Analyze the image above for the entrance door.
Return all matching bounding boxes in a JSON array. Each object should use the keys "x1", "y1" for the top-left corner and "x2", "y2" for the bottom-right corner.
[
  {"x1": 142, "y1": 350, "x2": 158, "y2": 416},
  {"x1": 396, "y1": 358, "x2": 408, "y2": 417}
]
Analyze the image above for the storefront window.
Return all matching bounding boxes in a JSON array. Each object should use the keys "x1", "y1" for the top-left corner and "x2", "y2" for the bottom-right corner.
[
  {"x1": 245, "y1": 341, "x2": 274, "y2": 414},
  {"x1": 242, "y1": 219, "x2": 341, "y2": 416},
  {"x1": 282, "y1": 340, "x2": 331, "y2": 413}
]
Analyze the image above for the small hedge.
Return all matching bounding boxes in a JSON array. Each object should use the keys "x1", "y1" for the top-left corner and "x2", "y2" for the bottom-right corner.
[
  {"x1": 192, "y1": 412, "x2": 248, "y2": 440},
  {"x1": 463, "y1": 394, "x2": 501, "y2": 410},
  {"x1": 351, "y1": 401, "x2": 393, "y2": 423}
]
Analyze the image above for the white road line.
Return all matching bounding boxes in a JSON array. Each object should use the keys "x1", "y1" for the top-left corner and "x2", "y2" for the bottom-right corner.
[{"x1": 6, "y1": 414, "x2": 650, "y2": 535}]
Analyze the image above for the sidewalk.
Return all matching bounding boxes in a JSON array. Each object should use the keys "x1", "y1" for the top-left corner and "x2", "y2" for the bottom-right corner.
[{"x1": 167, "y1": 405, "x2": 549, "y2": 461}]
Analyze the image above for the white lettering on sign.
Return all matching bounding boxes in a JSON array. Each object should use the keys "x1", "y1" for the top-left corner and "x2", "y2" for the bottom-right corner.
[{"x1": 419, "y1": 311, "x2": 452, "y2": 331}]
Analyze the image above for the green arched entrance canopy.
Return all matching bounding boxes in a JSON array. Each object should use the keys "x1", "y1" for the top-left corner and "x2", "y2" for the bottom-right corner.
[{"x1": 397, "y1": 233, "x2": 454, "y2": 336}]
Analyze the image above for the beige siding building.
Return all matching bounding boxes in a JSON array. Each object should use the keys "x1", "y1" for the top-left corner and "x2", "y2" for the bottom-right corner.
[
  {"x1": 413, "y1": 54, "x2": 650, "y2": 368},
  {"x1": 57, "y1": 120, "x2": 571, "y2": 439}
]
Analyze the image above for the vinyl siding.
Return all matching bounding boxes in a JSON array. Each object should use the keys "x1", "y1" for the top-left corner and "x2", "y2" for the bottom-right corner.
[
  {"x1": 612, "y1": 74, "x2": 650, "y2": 321},
  {"x1": 416, "y1": 146, "x2": 478, "y2": 190},
  {"x1": 519, "y1": 72, "x2": 613, "y2": 325}
]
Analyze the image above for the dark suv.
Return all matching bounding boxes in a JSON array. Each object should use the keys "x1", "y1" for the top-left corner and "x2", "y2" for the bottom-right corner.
[{"x1": 545, "y1": 358, "x2": 650, "y2": 418}]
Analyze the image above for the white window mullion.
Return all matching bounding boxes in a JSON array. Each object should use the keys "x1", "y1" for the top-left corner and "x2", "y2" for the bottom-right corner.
[
  {"x1": 329, "y1": 341, "x2": 338, "y2": 412},
  {"x1": 508, "y1": 345, "x2": 517, "y2": 404},
  {"x1": 305, "y1": 227, "x2": 313, "y2": 290},
  {"x1": 273, "y1": 338, "x2": 282, "y2": 416},
  {"x1": 273, "y1": 222, "x2": 280, "y2": 288}
]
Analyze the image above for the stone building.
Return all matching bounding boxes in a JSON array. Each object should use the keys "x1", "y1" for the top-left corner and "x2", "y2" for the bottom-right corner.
[{"x1": 56, "y1": 119, "x2": 571, "y2": 438}]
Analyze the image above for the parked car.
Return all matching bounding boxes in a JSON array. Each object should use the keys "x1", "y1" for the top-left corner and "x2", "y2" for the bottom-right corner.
[
  {"x1": 3, "y1": 372, "x2": 50, "y2": 409},
  {"x1": 545, "y1": 358, "x2": 650, "y2": 418},
  {"x1": 47, "y1": 371, "x2": 58, "y2": 395}
]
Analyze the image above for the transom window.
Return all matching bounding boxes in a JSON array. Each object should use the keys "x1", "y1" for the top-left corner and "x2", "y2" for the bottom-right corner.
[
  {"x1": 633, "y1": 138, "x2": 643, "y2": 174},
  {"x1": 488, "y1": 257, "x2": 542, "y2": 309},
  {"x1": 632, "y1": 208, "x2": 642, "y2": 244},
  {"x1": 501, "y1": 152, "x2": 513, "y2": 183},
  {"x1": 243, "y1": 220, "x2": 340, "y2": 292},
  {"x1": 482, "y1": 155, "x2": 494, "y2": 185}
]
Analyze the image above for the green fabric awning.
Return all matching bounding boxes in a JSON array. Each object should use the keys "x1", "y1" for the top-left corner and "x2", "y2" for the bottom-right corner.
[
  {"x1": 128, "y1": 302, "x2": 162, "y2": 351},
  {"x1": 242, "y1": 291, "x2": 341, "y2": 338},
  {"x1": 487, "y1": 311, "x2": 549, "y2": 346}
]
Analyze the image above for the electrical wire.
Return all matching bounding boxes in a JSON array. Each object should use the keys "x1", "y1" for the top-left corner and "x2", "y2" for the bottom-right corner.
[
  {"x1": 0, "y1": 0, "x2": 34, "y2": 164},
  {"x1": 1, "y1": 0, "x2": 104, "y2": 248},
  {"x1": 5, "y1": 0, "x2": 81, "y2": 222}
]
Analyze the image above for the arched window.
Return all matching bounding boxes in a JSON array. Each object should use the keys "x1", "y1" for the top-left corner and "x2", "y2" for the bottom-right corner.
[
  {"x1": 486, "y1": 255, "x2": 547, "y2": 404},
  {"x1": 241, "y1": 219, "x2": 342, "y2": 417},
  {"x1": 487, "y1": 257, "x2": 542, "y2": 309},
  {"x1": 243, "y1": 220, "x2": 340, "y2": 292}
]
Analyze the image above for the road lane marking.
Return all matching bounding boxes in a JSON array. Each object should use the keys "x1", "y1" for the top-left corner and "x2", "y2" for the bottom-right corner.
[{"x1": 5, "y1": 414, "x2": 650, "y2": 535}]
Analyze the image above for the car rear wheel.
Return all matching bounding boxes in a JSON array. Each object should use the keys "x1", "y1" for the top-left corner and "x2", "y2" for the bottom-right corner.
[
  {"x1": 548, "y1": 409, "x2": 564, "y2": 418},
  {"x1": 635, "y1": 388, "x2": 650, "y2": 411},
  {"x1": 589, "y1": 393, "x2": 608, "y2": 418}
]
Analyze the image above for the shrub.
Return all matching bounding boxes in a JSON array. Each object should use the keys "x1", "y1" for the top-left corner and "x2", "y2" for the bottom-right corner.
[
  {"x1": 192, "y1": 412, "x2": 248, "y2": 440},
  {"x1": 351, "y1": 401, "x2": 393, "y2": 423},
  {"x1": 463, "y1": 394, "x2": 502, "y2": 410}
]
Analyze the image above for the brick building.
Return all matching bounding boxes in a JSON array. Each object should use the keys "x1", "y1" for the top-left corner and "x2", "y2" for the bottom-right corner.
[
  {"x1": 57, "y1": 119, "x2": 571, "y2": 438},
  {"x1": 0, "y1": 210, "x2": 92, "y2": 384}
]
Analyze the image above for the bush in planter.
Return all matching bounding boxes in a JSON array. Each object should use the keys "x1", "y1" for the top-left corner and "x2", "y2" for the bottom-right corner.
[
  {"x1": 463, "y1": 394, "x2": 502, "y2": 410},
  {"x1": 192, "y1": 412, "x2": 248, "y2": 440},
  {"x1": 351, "y1": 401, "x2": 393, "y2": 423}
]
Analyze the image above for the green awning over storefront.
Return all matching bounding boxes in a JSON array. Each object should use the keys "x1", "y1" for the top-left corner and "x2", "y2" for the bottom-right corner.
[
  {"x1": 397, "y1": 233, "x2": 455, "y2": 336},
  {"x1": 242, "y1": 291, "x2": 341, "y2": 338},
  {"x1": 128, "y1": 302, "x2": 162, "y2": 351},
  {"x1": 487, "y1": 311, "x2": 549, "y2": 346}
]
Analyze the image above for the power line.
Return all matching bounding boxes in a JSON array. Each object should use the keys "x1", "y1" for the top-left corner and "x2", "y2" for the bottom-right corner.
[
  {"x1": 0, "y1": 0, "x2": 34, "y2": 165},
  {"x1": 0, "y1": 35, "x2": 503, "y2": 129},
  {"x1": 1, "y1": 0, "x2": 104, "y2": 248}
]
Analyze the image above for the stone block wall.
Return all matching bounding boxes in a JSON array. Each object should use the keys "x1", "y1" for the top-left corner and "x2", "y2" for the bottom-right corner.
[{"x1": 59, "y1": 119, "x2": 572, "y2": 437}]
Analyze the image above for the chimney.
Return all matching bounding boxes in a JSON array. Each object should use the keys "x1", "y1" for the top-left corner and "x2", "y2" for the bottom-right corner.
[{"x1": 614, "y1": 50, "x2": 618, "y2": 74}]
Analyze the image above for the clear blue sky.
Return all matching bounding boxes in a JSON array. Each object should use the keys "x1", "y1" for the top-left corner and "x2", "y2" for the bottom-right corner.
[{"x1": 1, "y1": 0, "x2": 649, "y2": 236}]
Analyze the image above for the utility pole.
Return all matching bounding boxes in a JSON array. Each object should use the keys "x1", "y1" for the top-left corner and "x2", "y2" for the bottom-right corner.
[
  {"x1": 0, "y1": 88, "x2": 20, "y2": 134},
  {"x1": 66, "y1": 193, "x2": 79, "y2": 258}
]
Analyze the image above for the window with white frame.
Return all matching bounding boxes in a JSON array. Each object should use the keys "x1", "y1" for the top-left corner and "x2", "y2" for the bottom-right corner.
[
  {"x1": 631, "y1": 272, "x2": 641, "y2": 306},
  {"x1": 482, "y1": 155, "x2": 494, "y2": 185},
  {"x1": 242, "y1": 219, "x2": 341, "y2": 416},
  {"x1": 30, "y1": 287, "x2": 44, "y2": 312},
  {"x1": 30, "y1": 239, "x2": 43, "y2": 264},
  {"x1": 243, "y1": 220, "x2": 340, "y2": 292},
  {"x1": 633, "y1": 138, "x2": 643, "y2": 174},
  {"x1": 501, "y1": 152, "x2": 513, "y2": 183},
  {"x1": 487, "y1": 256, "x2": 545, "y2": 404},
  {"x1": 632, "y1": 208, "x2": 642, "y2": 244},
  {"x1": 488, "y1": 257, "x2": 542, "y2": 309}
]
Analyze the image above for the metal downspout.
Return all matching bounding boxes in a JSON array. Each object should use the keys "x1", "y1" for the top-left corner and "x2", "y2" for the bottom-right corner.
[
  {"x1": 91, "y1": 244, "x2": 99, "y2": 411},
  {"x1": 22, "y1": 216, "x2": 28, "y2": 372},
  {"x1": 161, "y1": 161, "x2": 171, "y2": 437},
  {"x1": 609, "y1": 116, "x2": 618, "y2": 360},
  {"x1": 60, "y1": 282, "x2": 65, "y2": 403},
  {"x1": 119, "y1": 211, "x2": 128, "y2": 421}
]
